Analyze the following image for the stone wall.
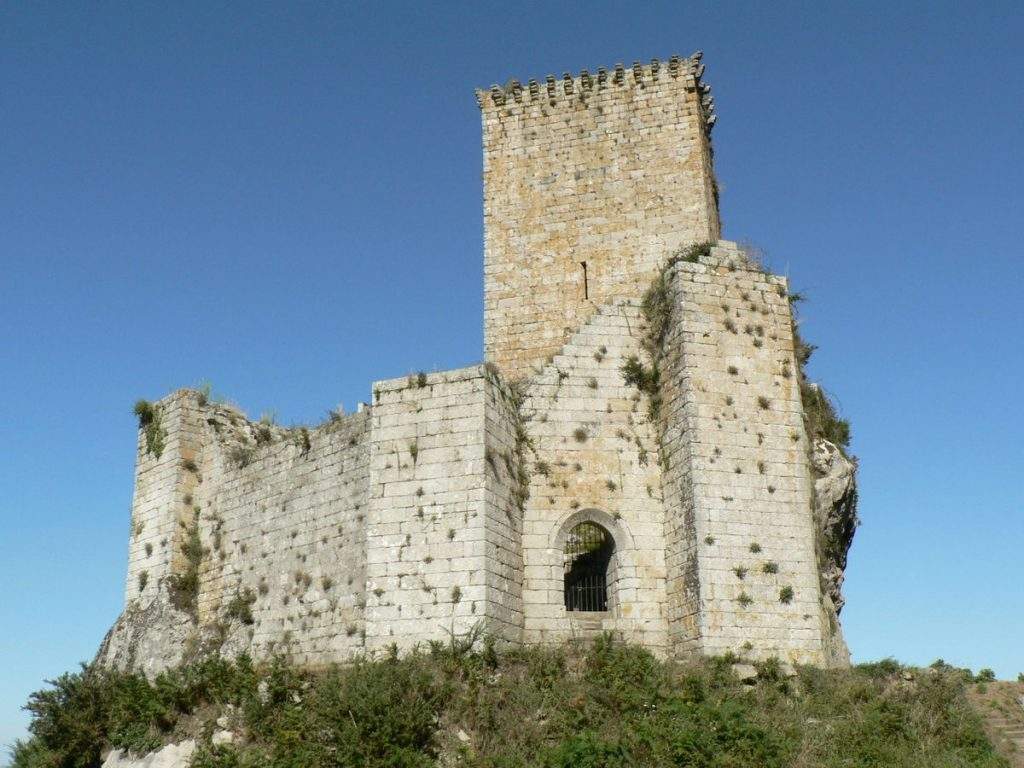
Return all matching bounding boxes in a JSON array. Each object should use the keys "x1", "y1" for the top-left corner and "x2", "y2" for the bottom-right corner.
[
  {"x1": 364, "y1": 367, "x2": 524, "y2": 653},
  {"x1": 123, "y1": 391, "x2": 371, "y2": 666},
  {"x1": 480, "y1": 55, "x2": 720, "y2": 381},
  {"x1": 105, "y1": 52, "x2": 856, "y2": 675},
  {"x1": 659, "y1": 241, "x2": 833, "y2": 665},
  {"x1": 519, "y1": 302, "x2": 669, "y2": 652},
  {"x1": 194, "y1": 403, "x2": 370, "y2": 664},
  {"x1": 125, "y1": 392, "x2": 201, "y2": 609}
]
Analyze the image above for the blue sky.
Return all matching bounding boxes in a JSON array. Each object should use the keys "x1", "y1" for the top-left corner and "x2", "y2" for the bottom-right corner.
[{"x1": 1, "y1": 0, "x2": 1022, "y2": 752}]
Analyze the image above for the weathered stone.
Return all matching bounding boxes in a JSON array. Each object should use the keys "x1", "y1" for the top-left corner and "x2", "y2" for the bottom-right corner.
[
  {"x1": 101, "y1": 740, "x2": 195, "y2": 768},
  {"x1": 96, "y1": 51, "x2": 856, "y2": 675}
]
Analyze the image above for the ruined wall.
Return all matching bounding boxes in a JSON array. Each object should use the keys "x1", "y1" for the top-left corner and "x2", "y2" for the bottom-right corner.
[
  {"x1": 193, "y1": 404, "x2": 370, "y2": 665},
  {"x1": 519, "y1": 302, "x2": 669, "y2": 651},
  {"x1": 122, "y1": 390, "x2": 371, "y2": 667},
  {"x1": 480, "y1": 54, "x2": 720, "y2": 381},
  {"x1": 660, "y1": 241, "x2": 832, "y2": 665},
  {"x1": 364, "y1": 367, "x2": 523, "y2": 653},
  {"x1": 125, "y1": 392, "x2": 201, "y2": 609},
  {"x1": 106, "y1": 52, "x2": 857, "y2": 675}
]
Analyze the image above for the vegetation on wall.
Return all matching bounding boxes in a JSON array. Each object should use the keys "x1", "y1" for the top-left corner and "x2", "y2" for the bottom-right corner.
[
  {"x1": 789, "y1": 300, "x2": 852, "y2": 450},
  {"x1": 168, "y1": 511, "x2": 205, "y2": 615},
  {"x1": 10, "y1": 636, "x2": 1009, "y2": 768},
  {"x1": 133, "y1": 400, "x2": 166, "y2": 459}
]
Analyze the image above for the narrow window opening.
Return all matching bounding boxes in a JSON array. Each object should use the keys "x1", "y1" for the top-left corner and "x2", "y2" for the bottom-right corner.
[
  {"x1": 563, "y1": 521, "x2": 613, "y2": 611},
  {"x1": 580, "y1": 261, "x2": 589, "y2": 300}
]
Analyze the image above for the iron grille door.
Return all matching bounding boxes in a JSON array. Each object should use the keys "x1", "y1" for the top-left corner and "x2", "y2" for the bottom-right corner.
[{"x1": 563, "y1": 522, "x2": 613, "y2": 612}]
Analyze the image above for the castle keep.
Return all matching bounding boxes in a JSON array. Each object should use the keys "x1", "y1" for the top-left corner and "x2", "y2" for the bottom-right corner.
[{"x1": 99, "y1": 53, "x2": 858, "y2": 675}]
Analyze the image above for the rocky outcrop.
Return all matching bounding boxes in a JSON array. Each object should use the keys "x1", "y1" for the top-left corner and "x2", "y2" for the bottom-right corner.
[
  {"x1": 810, "y1": 438, "x2": 859, "y2": 665},
  {"x1": 101, "y1": 740, "x2": 194, "y2": 768},
  {"x1": 94, "y1": 586, "x2": 195, "y2": 677}
]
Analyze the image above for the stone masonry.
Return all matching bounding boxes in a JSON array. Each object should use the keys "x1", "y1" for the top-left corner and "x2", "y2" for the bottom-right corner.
[{"x1": 97, "y1": 51, "x2": 856, "y2": 674}]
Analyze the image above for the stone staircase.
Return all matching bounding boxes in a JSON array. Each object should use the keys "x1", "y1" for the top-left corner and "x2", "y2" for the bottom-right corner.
[{"x1": 968, "y1": 681, "x2": 1024, "y2": 767}]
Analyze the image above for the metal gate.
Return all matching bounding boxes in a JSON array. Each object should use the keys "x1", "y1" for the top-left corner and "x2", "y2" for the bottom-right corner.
[{"x1": 563, "y1": 521, "x2": 614, "y2": 612}]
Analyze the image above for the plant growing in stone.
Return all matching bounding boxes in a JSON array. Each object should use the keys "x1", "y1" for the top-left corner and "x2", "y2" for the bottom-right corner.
[
  {"x1": 137, "y1": 571, "x2": 148, "y2": 593},
  {"x1": 737, "y1": 592, "x2": 753, "y2": 607},
  {"x1": 779, "y1": 586, "x2": 794, "y2": 604},
  {"x1": 572, "y1": 427, "x2": 588, "y2": 443},
  {"x1": 749, "y1": 543, "x2": 761, "y2": 553},
  {"x1": 228, "y1": 445, "x2": 255, "y2": 468},
  {"x1": 762, "y1": 561, "x2": 779, "y2": 574},
  {"x1": 133, "y1": 400, "x2": 166, "y2": 458},
  {"x1": 295, "y1": 427, "x2": 312, "y2": 455},
  {"x1": 168, "y1": 513, "x2": 204, "y2": 614},
  {"x1": 226, "y1": 588, "x2": 256, "y2": 625},
  {"x1": 733, "y1": 566, "x2": 748, "y2": 580}
]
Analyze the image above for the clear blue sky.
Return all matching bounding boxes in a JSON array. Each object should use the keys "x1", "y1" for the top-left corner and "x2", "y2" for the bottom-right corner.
[{"x1": 1, "y1": 0, "x2": 1021, "y2": 752}]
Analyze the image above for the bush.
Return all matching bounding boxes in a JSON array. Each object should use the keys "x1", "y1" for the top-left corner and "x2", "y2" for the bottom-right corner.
[
  {"x1": 133, "y1": 400, "x2": 166, "y2": 458},
  {"x1": 12, "y1": 640, "x2": 1009, "y2": 768}
]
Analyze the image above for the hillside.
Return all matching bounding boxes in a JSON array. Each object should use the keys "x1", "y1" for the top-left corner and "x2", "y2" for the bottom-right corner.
[{"x1": 10, "y1": 635, "x2": 1012, "y2": 768}]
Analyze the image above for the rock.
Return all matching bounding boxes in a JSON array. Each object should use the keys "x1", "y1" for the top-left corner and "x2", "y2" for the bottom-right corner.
[
  {"x1": 102, "y1": 740, "x2": 195, "y2": 768},
  {"x1": 732, "y1": 663, "x2": 758, "y2": 683},
  {"x1": 456, "y1": 728, "x2": 471, "y2": 744},
  {"x1": 811, "y1": 438, "x2": 859, "y2": 666},
  {"x1": 212, "y1": 730, "x2": 234, "y2": 746},
  {"x1": 94, "y1": 586, "x2": 196, "y2": 677},
  {"x1": 811, "y1": 439, "x2": 859, "y2": 613}
]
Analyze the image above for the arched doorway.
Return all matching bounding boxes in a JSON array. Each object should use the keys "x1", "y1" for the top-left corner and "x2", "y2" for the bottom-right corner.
[{"x1": 563, "y1": 521, "x2": 614, "y2": 612}]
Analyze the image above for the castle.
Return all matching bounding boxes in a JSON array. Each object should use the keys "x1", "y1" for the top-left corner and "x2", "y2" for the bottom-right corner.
[{"x1": 98, "y1": 52, "x2": 858, "y2": 675}]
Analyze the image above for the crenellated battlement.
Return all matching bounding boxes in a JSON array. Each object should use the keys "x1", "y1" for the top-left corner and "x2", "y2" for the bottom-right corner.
[
  {"x1": 481, "y1": 51, "x2": 721, "y2": 381},
  {"x1": 475, "y1": 52, "x2": 716, "y2": 136}
]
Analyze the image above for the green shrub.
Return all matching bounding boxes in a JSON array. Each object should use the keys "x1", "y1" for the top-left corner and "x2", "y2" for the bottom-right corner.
[
  {"x1": 168, "y1": 513, "x2": 204, "y2": 614},
  {"x1": 621, "y1": 356, "x2": 661, "y2": 421},
  {"x1": 543, "y1": 732, "x2": 630, "y2": 768},
  {"x1": 12, "y1": 639, "x2": 1009, "y2": 768},
  {"x1": 133, "y1": 400, "x2": 166, "y2": 458},
  {"x1": 225, "y1": 588, "x2": 256, "y2": 625}
]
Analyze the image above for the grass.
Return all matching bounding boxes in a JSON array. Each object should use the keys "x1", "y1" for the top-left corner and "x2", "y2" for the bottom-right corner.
[
  {"x1": 133, "y1": 400, "x2": 166, "y2": 458},
  {"x1": 225, "y1": 588, "x2": 256, "y2": 625},
  {"x1": 620, "y1": 355, "x2": 661, "y2": 421},
  {"x1": 167, "y1": 511, "x2": 204, "y2": 615},
  {"x1": 10, "y1": 636, "x2": 1009, "y2": 768}
]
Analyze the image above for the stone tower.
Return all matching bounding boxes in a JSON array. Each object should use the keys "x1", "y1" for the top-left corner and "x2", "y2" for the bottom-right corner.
[
  {"x1": 480, "y1": 56, "x2": 721, "y2": 380},
  {"x1": 98, "y1": 52, "x2": 855, "y2": 676}
]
